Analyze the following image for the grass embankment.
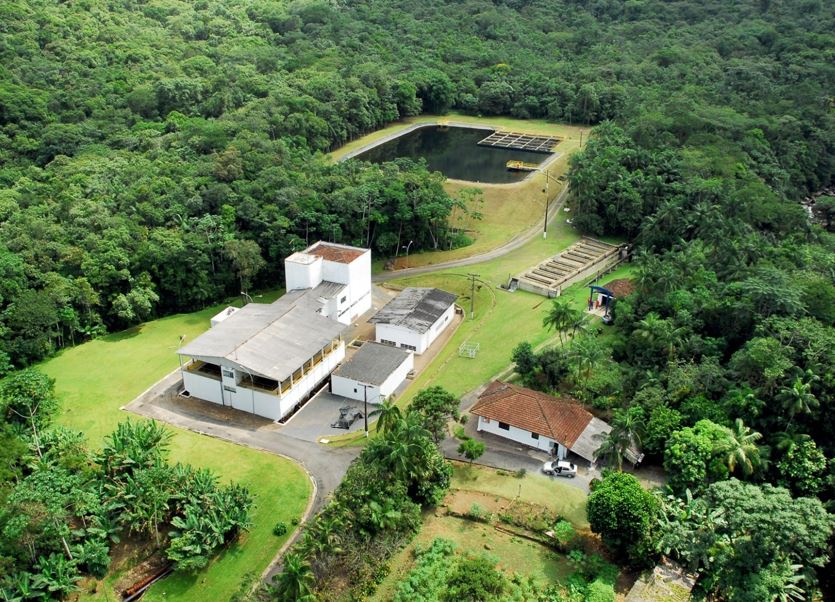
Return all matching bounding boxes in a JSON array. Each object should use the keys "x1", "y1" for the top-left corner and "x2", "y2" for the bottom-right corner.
[
  {"x1": 331, "y1": 114, "x2": 590, "y2": 269},
  {"x1": 39, "y1": 290, "x2": 312, "y2": 602},
  {"x1": 371, "y1": 463, "x2": 588, "y2": 601},
  {"x1": 451, "y1": 464, "x2": 589, "y2": 529}
]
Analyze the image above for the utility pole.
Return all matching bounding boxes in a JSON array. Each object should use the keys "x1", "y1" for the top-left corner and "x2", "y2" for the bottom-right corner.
[
  {"x1": 543, "y1": 170, "x2": 549, "y2": 239},
  {"x1": 538, "y1": 167, "x2": 557, "y2": 239},
  {"x1": 361, "y1": 383, "x2": 370, "y2": 437},
  {"x1": 468, "y1": 273, "x2": 479, "y2": 319}
]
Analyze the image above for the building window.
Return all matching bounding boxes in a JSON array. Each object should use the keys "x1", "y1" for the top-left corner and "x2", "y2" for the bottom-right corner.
[
  {"x1": 340, "y1": 295, "x2": 347, "y2": 304},
  {"x1": 223, "y1": 385, "x2": 236, "y2": 393},
  {"x1": 499, "y1": 422, "x2": 510, "y2": 431},
  {"x1": 354, "y1": 388, "x2": 358, "y2": 393},
  {"x1": 402, "y1": 344, "x2": 417, "y2": 352},
  {"x1": 531, "y1": 432, "x2": 539, "y2": 440},
  {"x1": 222, "y1": 369, "x2": 234, "y2": 378},
  {"x1": 380, "y1": 339, "x2": 396, "y2": 346}
]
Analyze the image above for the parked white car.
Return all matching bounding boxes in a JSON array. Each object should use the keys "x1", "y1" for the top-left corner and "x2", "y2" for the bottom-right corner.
[{"x1": 542, "y1": 460, "x2": 577, "y2": 478}]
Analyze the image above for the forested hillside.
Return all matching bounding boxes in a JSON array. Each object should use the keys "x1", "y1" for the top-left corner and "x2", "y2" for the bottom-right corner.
[{"x1": 0, "y1": 0, "x2": 832, "y2": 368}]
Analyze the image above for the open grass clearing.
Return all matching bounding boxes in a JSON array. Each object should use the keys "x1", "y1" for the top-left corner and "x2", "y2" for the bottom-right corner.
[
  {"x1": 331, "y1": 114, "x2": 590, "y2": 269},
  {"x1": 452, "y1": 463, "x2": 589, "y2": 529},
  {"x1": 39, "y1": 290, "x2": 311, "y2": 602},
  {"x1": 370, "y1": 491, "x2": 575, "y2": 601}
]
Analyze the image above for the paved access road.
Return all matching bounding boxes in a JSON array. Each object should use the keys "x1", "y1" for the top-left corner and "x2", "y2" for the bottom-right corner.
[
  {"x1": 125, "y1": 371, "x2": 360, "y2": 514},
  {"x1": 372, "y1": 184, "x2": 569, "y2": 283}
]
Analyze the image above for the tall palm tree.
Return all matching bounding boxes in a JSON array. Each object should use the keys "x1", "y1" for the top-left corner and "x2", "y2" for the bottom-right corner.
[
  {"x1": 593, "y1": 409, "x2": 644, "y2": 470},
  {"x1": 369, "y1": 400, "x2": 401, "y2": 436},
  {"x1": 271, "y1": 553, "x2": 316, "y2": 602},
  {"x1": 568, "y1": 334, "x2": 608, "y2": 384},
  {"x1": 632, "y1": 312, "x2": 686, "y2": 361},
  {"x1": 593, "y1": 430, "x2": 627, "y2": 470},
  {"x1": 774, "y1": 430, "x2": 811, "y2": 453},
  {"x1": 777, "y1": 375, "x2": 819, "y2": 423},
  {"x1": 543, "y1": 298, "x2": 581, "y2": 346},
  {"x1": 721, "y1": 419, "x2": 763, "y2": 476}
]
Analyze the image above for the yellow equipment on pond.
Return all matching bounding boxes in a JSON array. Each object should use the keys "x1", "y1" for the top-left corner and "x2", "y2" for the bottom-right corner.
[{"x1": 506, "y1": 160, "x2": 540, "y2": 172}]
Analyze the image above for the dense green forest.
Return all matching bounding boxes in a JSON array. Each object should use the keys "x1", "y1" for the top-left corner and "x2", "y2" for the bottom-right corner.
[
  {"x1": 1, "y1": 0, "x2": 832, "y2": 368},
  {"x1": 1, "y1": 0, "x2": 834, "y2": 598}
]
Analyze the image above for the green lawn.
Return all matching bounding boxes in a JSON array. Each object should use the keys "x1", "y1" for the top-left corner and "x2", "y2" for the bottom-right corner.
[
  {"x1": 394, "y1": 217, "x2": 630, "y2": 404},
  {"x1": 39, "y1": 290, "x2": 312, "y2": 602},
  {"x1": 451, "y1": 464, "x2": 589, "y2": 529},
  {"x1": 370, "y1": 513, "x2": 573, "y2": 601}
]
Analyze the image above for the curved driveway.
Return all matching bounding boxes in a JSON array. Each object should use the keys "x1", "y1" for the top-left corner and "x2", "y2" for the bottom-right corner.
[{"x1": 373, "y1": 184, "x2": 569, "y2": 283}]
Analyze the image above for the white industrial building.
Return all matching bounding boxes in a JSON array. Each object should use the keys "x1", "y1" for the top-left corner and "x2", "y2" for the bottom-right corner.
[
  {"x1": 177, "y1": 241, "x2": 371, "y2": 422},
  {"x1": 284, "y1": 241, "x2": 372, "y2": 325},
  {"x1": 370, "y1": 288, "x2": 457, "y2": 354},
  {"x1": 330, "y1": 342, "x2": 413, "y2": 404}
]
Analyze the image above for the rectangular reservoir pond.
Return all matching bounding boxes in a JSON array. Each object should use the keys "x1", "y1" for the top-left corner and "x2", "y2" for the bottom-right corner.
[{"x1": 352, "y1": 125, "x2": 554, "y2": 184}]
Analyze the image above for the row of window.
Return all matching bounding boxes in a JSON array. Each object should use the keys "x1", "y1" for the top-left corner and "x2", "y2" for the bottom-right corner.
[
  {"x1": 379, "y1": 339, "x2": 417, "y2": 352},
  {"x1": 496, "y1": 421, "x2": 538, "y2": 439}
]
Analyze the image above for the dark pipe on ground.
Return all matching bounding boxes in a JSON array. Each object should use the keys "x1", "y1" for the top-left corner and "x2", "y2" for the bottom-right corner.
[{"x1": 122, "y1": 565, "x2": 174, "y2": 602}]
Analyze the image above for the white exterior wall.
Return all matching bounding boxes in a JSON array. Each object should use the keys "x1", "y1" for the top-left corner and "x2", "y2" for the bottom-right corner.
[
  {"x1": 183, "y1": 370, "x2": 224, "y2": 406},
  {"x1": 181, "y1": 342, "x2": 345, "y2": 421},
  {"x1": 379, "y1": 352, "x2": 413, "y2": 397},
  {"x1": 476, "y1": 415, "x2": 567, "y2": 459},
  {"x1": 285, "y1": 254, "x2": 323, "y2": 291},
  {"x1": 375, "y1": 323, "x2": 429, "y2": 354},
  {"x1": 330, "y1": 351, "x2": 413, "y2": 403},
  {"x1": 334, "y1": 250, "x2": 372, "y2": 323},
  {"x1": 374, "y1": 303, "x2": 454, "y2": 354},
  {"x1": 322, "y1": 257, "x2": 350, "y2": 285},
  {"x1": 425, "y1": 304, "x2": 455, "y2": 349},
  {"x1": 331, "y1": 376, "x2": 381, "y2": 404}
]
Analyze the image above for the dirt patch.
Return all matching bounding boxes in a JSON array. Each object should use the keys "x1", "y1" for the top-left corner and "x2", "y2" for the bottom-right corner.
[{"x1": 111, "y1": 539, "x2": 169, "y2": 596}]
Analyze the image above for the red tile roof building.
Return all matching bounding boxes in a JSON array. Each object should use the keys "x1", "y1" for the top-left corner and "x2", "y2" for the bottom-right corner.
[
  {"x1": 470, "y1": 381, "x2": 618, "y2": 463},
  {"x1": 471, "y1": 381, "x2": 593, "y2": 448}
]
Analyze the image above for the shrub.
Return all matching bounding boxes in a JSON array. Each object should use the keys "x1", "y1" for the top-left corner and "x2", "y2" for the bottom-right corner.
[
  {"x1": 272, "y1": 521, "x2": 288, "y2": 536},
  {"x1": 468, "y1": 503, "x2": 486, "y2": 521},
  {"x1": 458, "y1": 438, "x2": 485, "y2": 463},
  {"x1": 587, "y1": 472, "x2": 660, "y2": 568},
  {"x1": 586, "y1": 579, "x2": 615, "y2": 602},
  {"x1": 513, "y1": 468, "x2": 526, "y2": 479},
  {"x1": 453, "y1": 425, "x2": 467, "y2": 440},
  {"x1": 552, "y1": 519, "x2": 576, "y2": 549}
]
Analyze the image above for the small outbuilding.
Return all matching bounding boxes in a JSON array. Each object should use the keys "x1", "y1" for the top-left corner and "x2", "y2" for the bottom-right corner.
[
  {"x1": 370, "y1": 287, "x2": 457, "y2": 354},
  {"x1": 330, "y1": 342, "x2": 414, "y2": 404},
  {"x1": 589, "y1": 278, "x2": 636, "y2": 311},
  {"x1": 470, "y1": 381, "x2": 615, "y2": 462}
]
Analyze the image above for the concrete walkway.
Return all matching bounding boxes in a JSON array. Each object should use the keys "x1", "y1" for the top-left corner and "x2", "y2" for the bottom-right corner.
[
  {"x1": 372, "y1": 184, "x2": 569, "y2": 283},
  {"x1": 124, "y1": 371, "x2": 360, "y2": 514}
]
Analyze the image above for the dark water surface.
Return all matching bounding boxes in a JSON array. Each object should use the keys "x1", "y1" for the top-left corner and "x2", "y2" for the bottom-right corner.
[{"x1": 354, "y1": 126, "x2": 552, "y2": 184}]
